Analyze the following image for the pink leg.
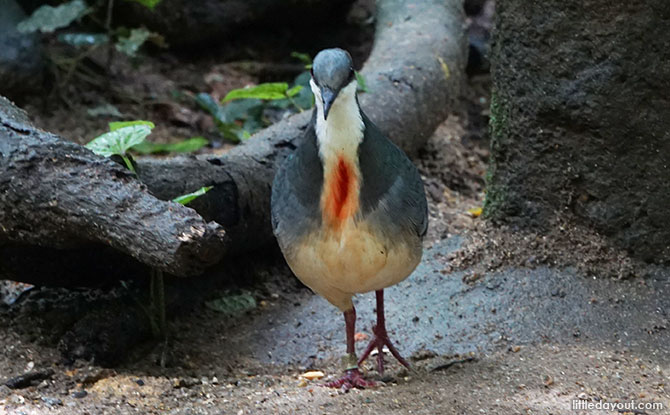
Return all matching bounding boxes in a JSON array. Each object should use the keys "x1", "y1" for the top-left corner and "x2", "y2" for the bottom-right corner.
[
  {"x1": 322, "y1": 307, "x2": 376, "y2": 390},
  {"x1": 357, "y1": 290, "x2": 410, "y2": 375}
]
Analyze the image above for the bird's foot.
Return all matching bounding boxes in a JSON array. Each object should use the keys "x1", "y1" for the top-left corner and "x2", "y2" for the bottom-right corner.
[
  {"x1": 358, "y1": 323, "x2": 410, "y2": 376},
  {"x1": 323, "y1": 368, "x2": 376, "y2": 391}
]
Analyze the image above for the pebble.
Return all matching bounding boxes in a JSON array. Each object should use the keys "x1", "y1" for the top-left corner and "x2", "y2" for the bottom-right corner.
[
  {"x1": 71, "y1": 390, "x2": 87, "y2": 399},
  {"x1": 41, "y1": 396, "x2": 63, "y2": 406}
]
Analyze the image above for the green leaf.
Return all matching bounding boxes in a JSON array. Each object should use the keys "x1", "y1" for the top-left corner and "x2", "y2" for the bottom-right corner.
[
  {"x1": 115, "y1": 28, "x2": 152, "y2": 57},
  {"x1": 205, "y1": 292, "x2": 256, "y2": 315},
  {"x1": 195, "y1": 93, "x2": 225, "y2": 122},
  {"x1": 109, "y1": 120, "x2": 155, "y2": 131},
  {"x1": 222, "y1": 83, "x2": 289, "y2": 102},
  {"x1": 355, "y1": 71, "x2": 369, "y2": 93},
  {"x1": 290, "y1": 51, "x2": 312, "y2": 68},
  {"x1": 195, "y1": 93, "x2": 242, "y2": 143},
  {"x1": 17, "y1": 0, "x2": 88, "y2": 33},
  {"x1": 131, "y1": 137, "x2": 208, "y2": 154},
  {"x1": 173, "y1": 186, "x2": 213, "y2": 205},
  {"x1": 86, "y1": 103, "x2": 123, "y2": 118},
  {"x1": 86, "y1": 125, "x2": 152, "y2": 158},
  {"x1": 292, "y1": 71, "x2": 315, "y2": 110},
  {"x1": 58, "y1": 33, "x2": 109, "y2": 48},
  {"x1": 123, "y1": 0, "x2": 163, "y2": 9},
  {"x1": 286, "y1": 85, "x2": 303, "y2": 98}
]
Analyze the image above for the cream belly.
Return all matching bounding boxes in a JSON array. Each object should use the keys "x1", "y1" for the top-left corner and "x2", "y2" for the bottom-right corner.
[{"x1": 284, "y1": 220, "x2": 422, "y2": 311}]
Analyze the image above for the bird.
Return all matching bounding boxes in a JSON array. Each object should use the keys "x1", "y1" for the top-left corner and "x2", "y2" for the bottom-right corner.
[{"x1": 271, "y1": 48, "x2": 427, "y2": 389}]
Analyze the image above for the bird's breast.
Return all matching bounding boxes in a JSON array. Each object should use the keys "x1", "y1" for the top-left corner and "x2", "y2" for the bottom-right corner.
[{"x1": 320, "y1": 153, "x2": 360, "y2": 230}]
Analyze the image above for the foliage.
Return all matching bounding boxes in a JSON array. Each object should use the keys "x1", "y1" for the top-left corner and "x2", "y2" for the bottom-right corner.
[
  {"x1": 132, "y1": 137, "x2": 208, "y2": 154},
  {"x1": 57, "y1": 33, "x2": 109, "y2": 48},
  {"x1": 86, "y1": 122, "x2": 153, "y2": 172},
  {"x1": 222, "y1": 83, "x2": 302, "y2": 103},
  {"x1": 195, "y1": 93, "x2": 256, "y2": 143},
  {"x1": 115, "y1": 28, "x2": 152, "y2": 57},
  {"x1": 123, "y1": 0, "x2": 163, "y2": 9},
  {"x1": 109, "y1": 120, "x2": 155, "y2": 130},
  {"x1": 197, "y1": 53, "x2": 318, "y2": 143},
  {"x1": 86, "y1": 120, "x2": 207, "y2": 172},
  {"x1": 291, "y1": 51, "x2": 312, "y2": 69},
  {"x1": 86, "y1": 103, "x2": 123, "y2": 117},
  {"x1": 18, "y1": 0, "x2": 164, "y2": 64},
  {"x1": 355, "y1": 71, "x2": 369, "y2": 93},
  {"x1": 172, "y1": 186, "x2": 213, "y2": 205},
  {"x1": 205, "y1": 291, "x2": 257, "y2": 316},
  {"x1": 17, "y1": 0, "x2": 89, "y2": 34}
]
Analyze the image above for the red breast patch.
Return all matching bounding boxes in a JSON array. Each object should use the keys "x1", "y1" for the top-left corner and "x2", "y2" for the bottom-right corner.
[{"x1": 323, "y1": 154, "x2": 358, "y2": 227}]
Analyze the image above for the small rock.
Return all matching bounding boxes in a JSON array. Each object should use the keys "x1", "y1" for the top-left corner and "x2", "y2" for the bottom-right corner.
[
  {"x1": 10, "y1": 394, "x2": 25, "y2": 404},
  {"x1": 41, "y1": 396, "x2": 63, "y2": 407},
  {"x1": 5, "y1": 369, "x2": 54, "y2": 389},
  {"x1": 173, "y1": 377, "x2": 201, "y2": 388},
  {"x1": 510, "y1": 345, "x2": 521, "y2": 353},
  {"x1": 135, "y1": 379, "x2": 145, "y2": 386},
  {"x1": 544, "y1": 375, "x2": 554, "y2": 387},
  {"x1": 71, "y1": 390, "x2": 87, "y2": 399}
]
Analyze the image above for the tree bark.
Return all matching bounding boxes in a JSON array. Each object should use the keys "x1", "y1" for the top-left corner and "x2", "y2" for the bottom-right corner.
[
  {"x1": 0, "y1": 96, "x2": 228, "y2": 283},
  {"x1": 485, "y1": 0, "x2": 670, "y2": 263},
  {"x1": 137, "y1": 0, "x2": 467, "y2": 255}
]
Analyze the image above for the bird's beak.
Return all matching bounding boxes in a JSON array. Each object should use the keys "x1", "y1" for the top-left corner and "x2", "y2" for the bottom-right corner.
[{"x1": 321, "y1": 87, "x2": 337, "y2": 120}]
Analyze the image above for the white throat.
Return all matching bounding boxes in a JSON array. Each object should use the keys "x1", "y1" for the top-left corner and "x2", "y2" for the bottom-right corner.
[{"x1": 310, "y1": 79, "x2": 364, "y2": 166}]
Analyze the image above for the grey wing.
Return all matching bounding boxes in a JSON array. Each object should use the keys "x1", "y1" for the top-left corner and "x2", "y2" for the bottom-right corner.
[
  {"x1": 271, "y1": 113, "x2": 324, "y2": 244},
  {"x1": 358, "y1": 113, "x2": 428, "y2": 239}
]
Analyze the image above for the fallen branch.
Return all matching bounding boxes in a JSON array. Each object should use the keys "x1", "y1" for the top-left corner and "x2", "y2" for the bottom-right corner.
[{"x1": 0, "y1": 96, "x2": 227, "y2": 283}]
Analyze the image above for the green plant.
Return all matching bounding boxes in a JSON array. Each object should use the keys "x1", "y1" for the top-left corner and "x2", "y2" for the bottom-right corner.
[
  {"x1": 19, "y1": 0, "x2": 164, "y2": 55},
  {"x1": 355, "y1": 71, "x2": 369, "y2": 93},
  {"x1": 172, "y1": 186, "x2": 213, "y2": 205},
  {"x1": 86, "y1": 120, "x2": 209, "y2": 173},
  {"x1": 86, "y1": 120, "x2": 154, "y2": 172},
  {"x1": 131, "y1": 136, "x2": 208, "y2": 154},
  {"x1": 196, "y1": 52, "x2": 318, "y2": 143},
  {"x1": 223, "y1": 82, "x2": 304, "y2": 111},
  {"x1": 18, "y1": 0, "x2": 166, "y2": 95}
]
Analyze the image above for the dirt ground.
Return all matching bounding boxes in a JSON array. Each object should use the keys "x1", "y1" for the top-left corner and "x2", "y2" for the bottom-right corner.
[{"x1": 2, "y1": 3, "x2": 670, "y2": 413}]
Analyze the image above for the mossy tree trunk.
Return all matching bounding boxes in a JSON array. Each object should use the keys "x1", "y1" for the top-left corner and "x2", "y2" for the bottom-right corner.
[{"x1": 485, "y1": 0, "x2": 670, "y2": 263}]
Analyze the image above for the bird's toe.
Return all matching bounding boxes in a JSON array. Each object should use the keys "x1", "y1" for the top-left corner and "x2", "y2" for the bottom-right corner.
[{"x1": 322, "y1": 369, "x2": 376, "y2": 390}]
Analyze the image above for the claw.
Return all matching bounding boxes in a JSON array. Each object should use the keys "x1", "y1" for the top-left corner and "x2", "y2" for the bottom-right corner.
[{"x1": 322, "y1": 368, "x2": 376, "y2": 391}]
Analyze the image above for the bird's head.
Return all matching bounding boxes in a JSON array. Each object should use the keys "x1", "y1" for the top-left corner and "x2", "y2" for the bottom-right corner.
[{"x1": 310, "y1": 48, "x2": 356, "y2": 120}]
